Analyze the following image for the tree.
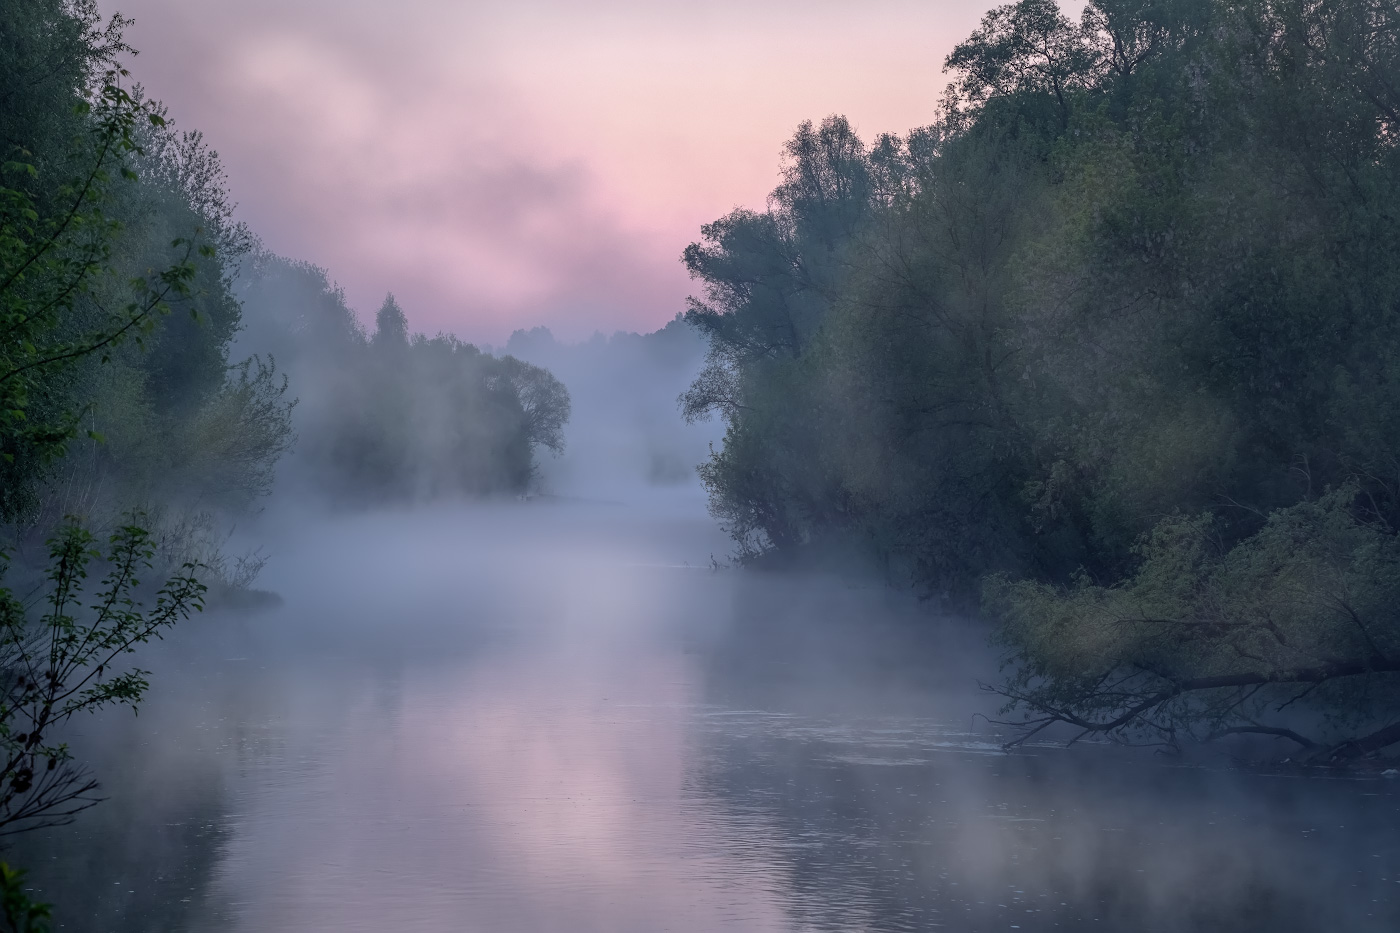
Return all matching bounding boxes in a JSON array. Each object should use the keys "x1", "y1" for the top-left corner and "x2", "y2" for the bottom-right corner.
[
  {"x1": 0, "y1": 4, "x2": 299, "y2": 924},
  {"x1": 371, "y1": 292, "x2": 408, "y2": 348},
  {"x1": 944, "y1": 0, "x2": 1100, "y2": 125},
  {"x1": 1, "y1": 78, "x2": 206, "y2": 519},
  {"x1": 497, "y1": 356, "x2": 571, "y2": 457},
  {"x1": 684, "y1": 0, "x2": 1400, "y2": 758},
  {"x1": 234, "y1": 271, "x2": 572, "y2": 502},
  {"x1": 0, "y1": 0, "x2": 133, "y2": 164},
  {"x1": 0, "y1": 862, "x2": 49, "y2": 933}
]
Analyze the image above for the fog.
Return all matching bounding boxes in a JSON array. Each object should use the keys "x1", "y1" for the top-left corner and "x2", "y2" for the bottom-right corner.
[
  {"x1": 9, "y1": 291, "x2": 1400, "y2": 930},
  {"x1": 501, "y1": 318, "x2": 724, "y2": 500},
  {"x1": 11, "y1": 257, "x2": 1400, "y2": 932},
  {"x1": 12, "y1": 0, "x2": 1400, "y2": 928},
  {"x1": 12, "y1": 482, "x2": 1400, "y2": 930}
]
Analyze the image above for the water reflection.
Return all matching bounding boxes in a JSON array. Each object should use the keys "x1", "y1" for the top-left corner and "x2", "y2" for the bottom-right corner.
[
  {"x1": 691, "y1": 710, "x2": 1400, "y2": 931},
  {"x1": 697, "y1": 578, "x2": 1400, "y2": 931},
  {"x1": 9, "y1": 500, "x2": 1400, "y2": 931},
  {"x1": 12, "y1": 664, "x2": 235, "y2": 932}
]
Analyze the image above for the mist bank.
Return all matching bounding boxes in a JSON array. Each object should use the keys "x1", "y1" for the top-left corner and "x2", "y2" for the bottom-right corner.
[
  {"x1": 502, "y1": 317, "x2": 722, "y2": 500},
  {"x1": 14, "y1": 502, "x2": 1400, "y2": 932},
  {"x1": 685, "y1": 0, "x2": 1400, "y2": 760}
]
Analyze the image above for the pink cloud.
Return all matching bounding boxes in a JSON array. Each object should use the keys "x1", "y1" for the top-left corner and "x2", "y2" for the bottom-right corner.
[{"x1": 104, "y1": 0, "x2": 991, "y2": 342}]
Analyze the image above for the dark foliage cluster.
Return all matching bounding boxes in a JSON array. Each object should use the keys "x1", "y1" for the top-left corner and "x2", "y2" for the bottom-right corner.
[
  {"x1": 0, "y1": 0, "x2": 293, "y2": 528},
  {"x1": 685, "y1": 0, "x2": 1400, "y2": 757}
]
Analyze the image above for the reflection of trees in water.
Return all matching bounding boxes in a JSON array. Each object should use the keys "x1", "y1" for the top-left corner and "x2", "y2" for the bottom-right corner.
[
  {"x1": 694, "y1": 597, "x2": 1400, "y2": 933},
  {"x1": 2, "y1": 629, "x2": 292, "y2": 933},
  {"x1": 9, "y1": 755, "x2": 232, "y2": 933}
]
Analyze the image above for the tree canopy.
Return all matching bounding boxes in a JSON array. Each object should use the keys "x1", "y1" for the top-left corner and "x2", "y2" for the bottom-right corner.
[{"x1": 685, "y1": 0, "x2": 1400, "y2": 758}]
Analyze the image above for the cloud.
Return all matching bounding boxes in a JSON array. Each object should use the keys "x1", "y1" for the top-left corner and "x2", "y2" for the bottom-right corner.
[{"x1": 104, "y1": 0, "x2": 985, "y2": 341}]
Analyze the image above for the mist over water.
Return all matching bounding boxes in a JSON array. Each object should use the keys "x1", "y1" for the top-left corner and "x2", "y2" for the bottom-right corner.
[
  {"x1": 12, "y1": 489, "x2": 1400, "y2": 932},
  {"x1": 10, "y1": 1, "x2": 1400, "y2": 929}
]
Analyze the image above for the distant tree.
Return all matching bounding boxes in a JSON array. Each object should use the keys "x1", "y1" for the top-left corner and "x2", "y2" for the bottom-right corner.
[
  {"x1": 504, "y1": 326, "x2": 557, "y2": 358},
  {"x1": 497, "y1": 356, "x2": 571, "y2": 456},
  {"x1": 371, "y1": 293, "x2": 408, "y2": 348},
  {"x1": 235, "y1": 273, "x2": 573, "y2": 501}
]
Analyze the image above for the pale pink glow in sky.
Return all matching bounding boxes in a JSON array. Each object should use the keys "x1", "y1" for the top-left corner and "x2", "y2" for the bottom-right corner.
[{"x1": 101, "y1": 0, "x2": 994, "y2": 342}]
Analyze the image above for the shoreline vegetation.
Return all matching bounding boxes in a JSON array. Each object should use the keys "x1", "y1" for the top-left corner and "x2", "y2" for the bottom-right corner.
[{"x1": 682, "y1": 0, "x2": 1400, "y2": 763}]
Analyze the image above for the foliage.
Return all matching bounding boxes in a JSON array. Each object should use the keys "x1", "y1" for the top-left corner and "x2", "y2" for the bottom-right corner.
[
  {"x1": 0, "y1": 0, "x2": 272, "y2": 876},
  {"x1": 370, "y1": 293, "x2": 409, "y2": 349},
  {"x1": 506, "y1": 318, "x2": 715, "y2": 490},
  {"x1": 988, "y1": 486, "x2": 1400, "y2": 757},
  {"x1": 497, "y1": 354, "x2": 571, "y2": 457},
  {"x1": 0, "y1": 79, "x2": 206, "y2": 518},
  {"x1": 0, "y1": 0, "x2": 132, "y2": 165},
  {"x1": 0, "y1": 517, "x2": 204, "y2": 834},
  {"x1": 944, "y1": 0, "x2": 1100, "y2": 125},
  {"x1": 0, "y1": 2, "x2": 292, "y2": 530},
  {"x1": 0, "y1": 863, "x2": 49, "y2": 933},
  {"x1": 0, "y1": 2, "x2": 291, "y2": 921},
  {"x1": 685, "y1": 0, "x2": 1400, "y2": 755},
  {"x1": 166, "y1": 355, "x2": 296, "y2": 511}
]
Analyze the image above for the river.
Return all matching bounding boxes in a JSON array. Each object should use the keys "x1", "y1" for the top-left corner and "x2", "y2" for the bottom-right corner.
[{"x1": 11, "y1": 493, "x2": 1400, "y2": 931}]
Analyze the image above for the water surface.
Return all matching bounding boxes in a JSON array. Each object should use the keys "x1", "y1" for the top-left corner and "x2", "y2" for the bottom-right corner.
[{"x1": 14, "y1": 496, "x2": 1400, "y2": 931}]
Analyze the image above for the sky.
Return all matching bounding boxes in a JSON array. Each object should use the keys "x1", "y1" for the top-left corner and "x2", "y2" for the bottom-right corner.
[{"x1": 100, "y1": 0, "x2": 998, "y2": 343}]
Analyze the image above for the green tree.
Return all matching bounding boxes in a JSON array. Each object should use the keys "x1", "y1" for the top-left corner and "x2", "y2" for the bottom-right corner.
[
  {"x1": 989, "y1": 486, "x2": 1400, "y2": 760},
  {"x1": 684, "y1": 0, "x2": 1400, "y2": 757},
  {"x1": 1, "y1": 79, "x2": 205, "y2": 520},
  {"x1": 0, "y1": 862, "x2": 49, "y2": 933}
]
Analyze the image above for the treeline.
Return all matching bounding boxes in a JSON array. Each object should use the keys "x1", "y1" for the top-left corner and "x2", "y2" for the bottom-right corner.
[
  {"x1": 1, "y1": 0, "x2": 294, "y2": 538},
  {"x1": 685, "y1": 0, "x2": 1400, "y2": 759},
  {"x1": 2, "y1": 0, "x2": 570, "y2": 537},
  {"x1": 237, "y1": 259, "x2": 569, "y2": 504}
]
